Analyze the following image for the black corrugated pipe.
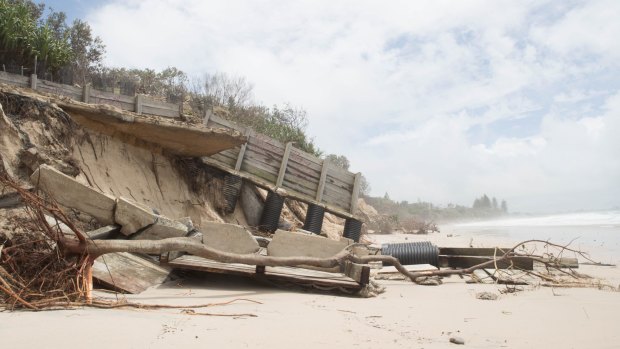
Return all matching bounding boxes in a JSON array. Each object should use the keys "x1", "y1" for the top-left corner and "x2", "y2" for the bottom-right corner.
[
  {"x1": 222, "y1": 174, "x2": 242, "y2": 214},
  {"x1": 343, "y1": 218, "x2": 363, "y2": 242},
  {"x1": 303, "y1": 203, "x2": 325, "y2": 234},
  {"x1": 381, "y1": 241, "x2": 439, "y2": 267},
  {"x1": 259, "y1": 191, "x2": 284, "y2": 233}
]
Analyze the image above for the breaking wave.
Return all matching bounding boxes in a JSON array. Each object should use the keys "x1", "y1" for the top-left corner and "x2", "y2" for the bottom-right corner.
[{"x1": 453, "y1": 210, "x2": 620, "y2": 227}]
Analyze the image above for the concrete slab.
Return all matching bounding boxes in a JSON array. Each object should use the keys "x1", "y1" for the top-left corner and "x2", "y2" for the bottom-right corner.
[
  {"x1": 131, "y1": 216, "x2": 189, "y2": 240},
  {"x1": 115, "y1": 197, "x2": 189, "y2": 239},
  {"x1": 267, "y1": 230, "x2": 351, "y2": 259},
  {"x1": 114, "y1": 197, "x2": 157, "y2": 236},
  {"x1": 92, "y1": 252, "x2": 173, "y2": 294},
  {"x1": 31, "y1": 164, "x2": 116, "y2": 225},
  {"x1": 201, "y1": 221, "x2": 259, "y2": 255},
  {"x1": 58, "y1": 100, "x2": 245, "y2": 157},
  {"x1": 267, "y1": 230, "x2": 353, "y2": 272}
]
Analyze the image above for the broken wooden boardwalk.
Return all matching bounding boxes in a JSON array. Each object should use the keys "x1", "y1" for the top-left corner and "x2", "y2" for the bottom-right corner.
[
  {"x1": 162, "y1": 254, "x2": 368, "y2": 292},
  {"x1": 203, "y1": 112, "x2": 362, "y2": 220}
]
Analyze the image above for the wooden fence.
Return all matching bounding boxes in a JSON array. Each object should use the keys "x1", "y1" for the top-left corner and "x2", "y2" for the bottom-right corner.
[
  {"x1": 0, "y1": 72, "x2": 181, "y2": 118},
  {"x1": 0, "y1": 70, "x2": 362, "y2": 218},
  {"x1": 203, "y1": 113, "x2": 361, "y2": 218}
]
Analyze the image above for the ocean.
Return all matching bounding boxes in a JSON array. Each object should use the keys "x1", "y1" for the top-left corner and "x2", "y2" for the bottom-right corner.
[{"x1": 441, "y1": 210, "x2": 620, "y2": 263}]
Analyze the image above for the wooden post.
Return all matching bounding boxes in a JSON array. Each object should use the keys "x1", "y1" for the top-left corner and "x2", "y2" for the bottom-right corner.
[
  {"x1": 178, "y1": 94, "x2": 184, "y2": 117},
  {"x1": 350, "y1": 172, "x2": 361, "y2": 215},
  {"x1": 30, "y1": 74, "x2": 37, "y2": 90},
  {"x1": 135, "y1": 94, "x2": 143, "y2": 115},
  {"x1": 315, "y1": 159, "x2": 329, "y2": 202},
  {"x1": 82, "y1": 84, "x2": 91, "y2": 103},
  {"x1": 234, "y1": 128, "x2": 252, "y2": 171},
  {"x1": 204, "y1": 109, "x2": 212, "y2": 126},
  {"x1": 276, "y1": 142, "x2": 293, "y2": 188}
]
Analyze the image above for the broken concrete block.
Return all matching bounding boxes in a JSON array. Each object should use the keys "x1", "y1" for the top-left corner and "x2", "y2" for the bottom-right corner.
[
  {"x1": 176, "y1": 216, "x2": 195, "y2": 232},
  {"x1": 131, "y1": 215, "x2": 189, "y2": 240},
  {"x1": 31, "y1": 164, "x2": 115, "y2": 225},
  {"x1": 268, "y1": 230, "x2": 351, "y2": 259},
  {"x1": 92, "y1": 252, "x2": 173, "y2": 294},
  {"x1": 114, "y1": 197, "x2": 157, "y2": 236},
  {"x1": 201, "y1": 221, "x2": 260, "y2": 254},
  {"x1": 267, "y1": 230, "x2": 353, "y2": 272},
  {"x1": 115, "y1": 197, "x2": 189, "y2": 240}
]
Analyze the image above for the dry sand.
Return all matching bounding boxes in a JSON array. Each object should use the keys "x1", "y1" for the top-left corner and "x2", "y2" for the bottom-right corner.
[{"x1": 1, "y1": 233, "x2": 619, "y2": 349}]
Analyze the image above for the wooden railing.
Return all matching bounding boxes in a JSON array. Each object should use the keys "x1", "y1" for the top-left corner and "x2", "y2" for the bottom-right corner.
[
  {"x1": 203, "y1": 113, "x2": 361, "y2": 218},
  {"x1": 0, "y1": 72, "x2": 181, "y2": 118}
]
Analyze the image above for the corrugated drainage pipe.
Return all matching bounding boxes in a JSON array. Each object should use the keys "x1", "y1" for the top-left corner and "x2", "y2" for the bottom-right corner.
[
  {"x1": 381, "y1": 241, "x2": 439, "y2": 267},
  {"x1": 222, "y1": 175, "x2": 242, "y2": 214},
  {"x1": 259, "y1": 191, "x2": 284, "y2": 233},
  {"x1": 302, "y1": 203, "x2": 325, "y2": 234},
  {"x1": 343, "y1": 218, "x2": 363, "y2": 242}
]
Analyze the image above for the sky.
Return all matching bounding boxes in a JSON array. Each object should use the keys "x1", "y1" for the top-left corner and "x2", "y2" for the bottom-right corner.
[{"x1": 45, "y1": 0, "x2": 619, "y2": 213}]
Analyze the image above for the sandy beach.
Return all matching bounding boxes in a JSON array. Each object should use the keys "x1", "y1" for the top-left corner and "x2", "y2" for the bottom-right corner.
[{"x1": 1, "y1": 232, "x2": 618, "y2": 349}]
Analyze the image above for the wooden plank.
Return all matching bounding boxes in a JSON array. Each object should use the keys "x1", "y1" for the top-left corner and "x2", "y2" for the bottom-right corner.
[
  {"x1": 439, "y1": 247, "x2": 513, "y2": 256},
  {"x1": 242, "y1": 151, "x2": 281, "y2": 175},
  {"x1": 276, "y1": 142, "x2": 293, "y2": 187},
  {"x1": 292, "y1": 146, "x2": 323, "y2": 169},
  {"x1": 350, "y1": 172, "x2": 361, "y2": 214},
  {"x1": 326, "y1": 172, "x2": 355, "y2": 192},
  {"x1": 284, "y1": 156, "x2": 321, "y2": 181},
  {"x1": 209, "y1": 153, "x2": 237, "y2": 167},
  {"x1": 323, "y1": 185, "x2": 353, "y2": 205},
  {"x1": 213, "y1": 148, "x2": 240, "y2": 162},
  {"x1": 241, "y1": 162, "x2": 279, "y2": 184},
  {"x1": 246, "y1": 138, "x2": 285, "y2": 161},
  {"x1": 282, "y1": 174, "x2": 318, "y2": 193},
  {"x1": 201, "y1": 157, "x2": 359, "y2": 220},
  {"x1": 534, "y1": 257, "x2": 579, "y2": 269},
  {"x1": 321, "y1": 194, "x2": 351, "y2": 212},
  {"x1": 92, "y1": 252, "x2": 173, "y2": 294},
  {"x1": 437, "y1": 256, "x2": 534, "y2": 270},
  {"x1": 342, "y1": 261, "x2": 370, "y2": 286},
  {"x1": 289, "y1": 149, "x2": 322, "y2": 173},
  {"x1": 252, "y1": 132, "x2": 286, "y2": 150},
  {"x1": 283, "y1": 164, "x2": 320, "y2": 185},
  {"x1": 245, "y1": 143, "x2": 285, "y2": 166},
  {"x1": 165, "y1": 255, "x2": 362, "y2": 290},
  {"x1": 209, "y1": 114, "x2": 245, "y2": 132},
  {"x1": 235, "y1": 129, "x2": 251, "y2": 171},
  {"x1": 316, "y1": 160, "x2": 329, "y2": 202}
]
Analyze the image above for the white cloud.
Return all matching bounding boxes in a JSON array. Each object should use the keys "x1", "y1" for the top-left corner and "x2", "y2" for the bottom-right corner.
[{"x1": 85, "y1": 0, "x2": 620, "y2": 212}]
